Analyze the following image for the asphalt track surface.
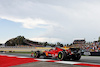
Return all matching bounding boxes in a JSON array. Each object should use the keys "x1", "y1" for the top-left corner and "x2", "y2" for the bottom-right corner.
[
  {"x1": 1, "y1": 53, "x2": 100, "y2": 67},
  {"x1": 12, "y1": 62, "x2": 85, "y2": 67}
]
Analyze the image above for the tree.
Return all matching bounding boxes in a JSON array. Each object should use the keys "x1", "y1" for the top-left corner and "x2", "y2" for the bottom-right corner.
[
  {"x1": 51, "y1": 44, "x2": 56, "y2": 47},
  {"x1": 57, "y1": 42, "x2": 61, "y2": 46},
  {"x1": 43, "y1": 42, "x2": 48, "y2": 47},
  {"x1": 98, "y1": 36, "x2": 100, "y2": 42},
  {"x1": 60, "y1": 44, "x2": 63, "y2": 47},
  {"x1": 51, "y1": 44, "x2": 55, "y2": 47},
  {"x1": 69, "y1": 43, "x2": 73, "y2": 46},
  {"x1": 57, "y1": 42, "x2": 63, "y2": 47},
  {"x1": 67, "y1": 44, "x2": 69, "y2": 46}
]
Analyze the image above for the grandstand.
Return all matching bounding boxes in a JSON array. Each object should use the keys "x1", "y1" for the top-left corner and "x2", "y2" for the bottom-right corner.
[{"x1": 73, "y1": 38, "x2": 86, "y2": 44}]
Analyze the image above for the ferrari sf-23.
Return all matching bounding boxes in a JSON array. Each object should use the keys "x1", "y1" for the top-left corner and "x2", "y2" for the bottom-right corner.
[{"x1": 31, "y1": 47, "x2": 81, "y2": 60}]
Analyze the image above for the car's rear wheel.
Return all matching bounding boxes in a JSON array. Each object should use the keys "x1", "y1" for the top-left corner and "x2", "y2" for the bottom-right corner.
[
  {"x1": 34, "y1": 51, "x2": 40, "y2": 58},
  {"x1": 72, "y1": 54, "x2": 81, "y2": 60},
  {"x1": 75, "y1": 54, "x2": 81, "y2": 60}
]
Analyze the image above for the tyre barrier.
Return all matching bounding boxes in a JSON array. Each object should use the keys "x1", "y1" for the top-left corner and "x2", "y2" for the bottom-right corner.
[{"x1": 81, "y1": 52, "x2": 100, "y2": 56}]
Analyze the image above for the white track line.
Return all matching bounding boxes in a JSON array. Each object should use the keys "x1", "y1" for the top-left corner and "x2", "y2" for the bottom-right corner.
[
  {"x1": 35, "y1": 59, "x2": 52, "y2": 61},
  {"x1": 55, "y1": 61, "x2": 81, "y2": 64}
]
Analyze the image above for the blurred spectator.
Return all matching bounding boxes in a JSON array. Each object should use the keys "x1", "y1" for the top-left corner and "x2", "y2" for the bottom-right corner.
[{"x1": 72, "y1": 41, "x2": 100, "y2": 52}]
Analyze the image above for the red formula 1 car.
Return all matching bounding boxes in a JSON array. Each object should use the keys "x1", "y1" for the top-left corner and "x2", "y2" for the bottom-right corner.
[{"x1": 32, "y1": 47, "x2": 81, "y2": 61}]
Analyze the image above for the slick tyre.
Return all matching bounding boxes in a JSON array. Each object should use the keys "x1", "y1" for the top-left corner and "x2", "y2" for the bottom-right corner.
[
  {"x1": 75, "y1": 54, "x2": 81, "y2": 60},
  {"x1": 34, "y1": 51, "x2": 40, "y2": 58},
  {"x1": 72, "y1": 54, "x2": 81, "y2": 60},
  {"x1": 57, "y1": 51, "x2": 66, "y2": 60}
]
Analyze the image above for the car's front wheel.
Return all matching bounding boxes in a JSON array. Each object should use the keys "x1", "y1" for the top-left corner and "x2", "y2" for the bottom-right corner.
[{"x1": 34, "y1": 51, "x2": 40, "y2": 58}]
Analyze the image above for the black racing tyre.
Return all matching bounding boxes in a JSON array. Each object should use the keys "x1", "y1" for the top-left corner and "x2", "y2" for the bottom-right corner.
[
  {"x1": 34, "y1": 51, "x2": 40, "y2": 58},
  {"x1": 57, "y1": 51, "x2": 66, "y2": 60},
  {"x1": 72, "y1": 54, "x2": 81, "y2": 60},
  {"x1": 75, "y1": 54, "x2": 81, "y2": 60},
  {"x1": 72, "y1": 56, "x2": 75, "y2": 60}
]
